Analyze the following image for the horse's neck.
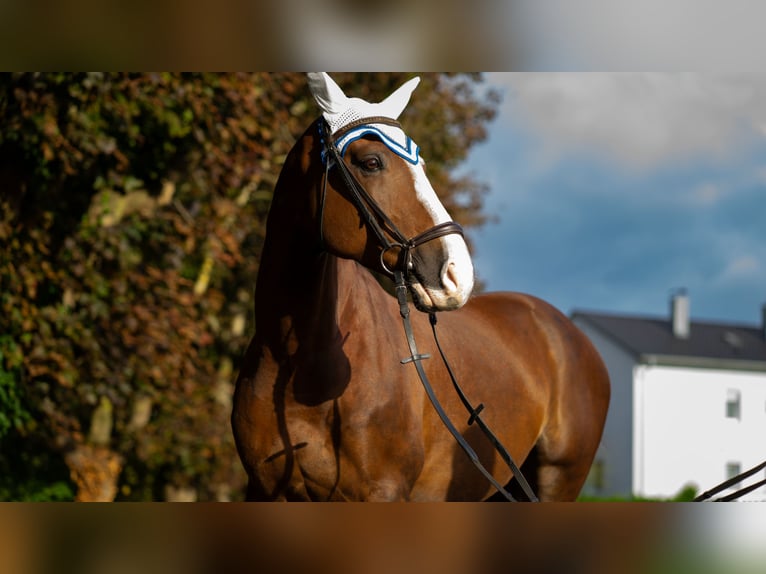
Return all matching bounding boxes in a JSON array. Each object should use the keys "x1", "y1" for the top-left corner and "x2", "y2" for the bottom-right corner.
[
  {"x1": 254, "y1": 124, "x2": 387, "y2": 360},
  {"x1": 255, "y1": 236, "x2": 377, "y2": 359}
]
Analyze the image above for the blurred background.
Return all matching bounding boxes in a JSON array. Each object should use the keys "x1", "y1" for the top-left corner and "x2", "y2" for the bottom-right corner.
[{"x1": 2, "y1": 503, "x2": 766, "y2": 574}]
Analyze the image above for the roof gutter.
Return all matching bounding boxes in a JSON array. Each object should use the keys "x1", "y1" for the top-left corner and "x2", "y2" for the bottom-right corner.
[{"x1": 640, "y1": 353, "x2": 766, "y2": 373}]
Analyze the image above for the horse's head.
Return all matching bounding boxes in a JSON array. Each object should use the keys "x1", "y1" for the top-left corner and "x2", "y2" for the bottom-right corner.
[{"x1": 306, "y1": 72, "x2": 475, "y2": 312}]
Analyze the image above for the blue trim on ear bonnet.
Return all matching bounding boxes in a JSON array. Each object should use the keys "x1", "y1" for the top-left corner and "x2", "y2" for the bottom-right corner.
[{"x1": 334, "y1": 124, "x2": 420, "y2": 165}]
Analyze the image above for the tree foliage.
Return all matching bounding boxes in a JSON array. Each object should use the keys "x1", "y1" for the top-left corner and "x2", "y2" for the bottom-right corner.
[{"x1": 0, "y1": 72, "x2": 499, "y2": 500}]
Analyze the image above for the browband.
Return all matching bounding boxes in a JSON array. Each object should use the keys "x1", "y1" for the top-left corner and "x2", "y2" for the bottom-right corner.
[{"x1": 331, "y1": 116, "x2": 403, "y2": 141}]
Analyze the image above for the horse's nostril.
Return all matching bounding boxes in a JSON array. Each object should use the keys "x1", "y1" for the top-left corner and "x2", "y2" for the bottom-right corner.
[{"x1": 442, "y1": 261, "x2": 460, "y2": 293}]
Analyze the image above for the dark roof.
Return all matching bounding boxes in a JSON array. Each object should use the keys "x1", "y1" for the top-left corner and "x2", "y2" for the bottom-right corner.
[{"x1": 571, "y1": 310, "x2": 766, "y2": 370}]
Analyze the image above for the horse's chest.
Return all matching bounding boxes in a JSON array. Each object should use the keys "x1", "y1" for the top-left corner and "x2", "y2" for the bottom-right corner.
[{"x1": 252, "y1": 363, "x2": 419, "y2": 499}]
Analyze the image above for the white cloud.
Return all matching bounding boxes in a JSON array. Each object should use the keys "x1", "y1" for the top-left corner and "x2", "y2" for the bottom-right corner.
[
  {"x1": 490, "y1": 73, "x2": 766, "y2": 171},
  {"x1": 683, "y1": 181, "x2": 744, "y2": 208},
  {"x1": 723, "y1": 255, "x2": 760, "y2": 278},
  {"x1": 689, "y1": 182, "x2": 723, "y2": 206},
  {"x1": 712, "y1": 237, "x2": 766, "y2": 287}
]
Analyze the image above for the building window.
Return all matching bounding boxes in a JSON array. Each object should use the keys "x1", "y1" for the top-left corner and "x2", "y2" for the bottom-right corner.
[
  {"x1": 726, "y1": 462, "x2": 742, "y2": 487},
  {"x1": 726, "y1": 389, "x2": 741, "y2": 420}
]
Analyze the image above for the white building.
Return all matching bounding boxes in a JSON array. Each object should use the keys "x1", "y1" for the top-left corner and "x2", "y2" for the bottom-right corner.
[{"x1": 572, "y1": 293, "x2": 766, "y2": 501}]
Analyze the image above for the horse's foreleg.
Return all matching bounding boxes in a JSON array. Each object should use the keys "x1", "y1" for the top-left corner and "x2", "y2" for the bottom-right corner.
[
  {"x1": 533, "y1": 460, "x2": 590, "y2": 502},
  {"x1": 529, "y1": 415, "x2": 605, "y2": 502}
]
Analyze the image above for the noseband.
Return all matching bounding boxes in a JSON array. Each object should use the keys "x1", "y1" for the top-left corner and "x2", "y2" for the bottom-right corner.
[{"x1": 318, "y1": 118, "x2": 464, "y2": 277}]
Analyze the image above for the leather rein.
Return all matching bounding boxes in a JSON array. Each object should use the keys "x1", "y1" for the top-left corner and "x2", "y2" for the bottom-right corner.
[{"x1": 319, "y1": 118, "x2": 538, "y2": 502}]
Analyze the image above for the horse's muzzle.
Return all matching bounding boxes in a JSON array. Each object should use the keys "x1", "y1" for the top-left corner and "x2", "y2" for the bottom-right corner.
[{"x1": 409, "y1": 257, "x2": 474, "y2": 312}]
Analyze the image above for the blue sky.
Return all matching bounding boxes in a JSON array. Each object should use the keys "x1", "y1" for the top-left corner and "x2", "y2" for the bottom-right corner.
[{"x1": 464, "y1": 74, "x2": 766, "y2": 325}]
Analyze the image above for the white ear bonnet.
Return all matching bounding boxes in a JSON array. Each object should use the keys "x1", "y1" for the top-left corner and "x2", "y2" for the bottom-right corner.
[{"x1": 306, "y1": 72, "x2": 421, "y2": 164}]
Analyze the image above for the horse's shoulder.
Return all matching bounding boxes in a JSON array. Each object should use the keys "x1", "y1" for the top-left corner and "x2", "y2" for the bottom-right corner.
[
  {"x1": 462, "y1": 291, "x2": 585, "y2": 343},
  {"x1": 467, "y1": 291, "x2": 563, "y2": 318}
]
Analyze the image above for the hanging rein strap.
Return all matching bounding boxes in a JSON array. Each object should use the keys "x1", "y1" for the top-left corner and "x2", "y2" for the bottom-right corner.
[
  {"x1": 694, "y1": 459, "x2": 766, "y2": 502},
  {"x1": 321, "y1": 118, "x2": 537, "y2": 502},
  {"x1": 427, "y1": 311, "x2": 538, "y2": 502},
  {"x1": 394, "y1": 270, "x2": 536, "y2": 502}
]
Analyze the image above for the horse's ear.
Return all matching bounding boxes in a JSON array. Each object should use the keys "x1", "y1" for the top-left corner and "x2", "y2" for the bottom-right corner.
[
  {"x1": 307, "y1": 72, "x2": 348, "y2": 116},
  {"x1": 378, "y1": 76, "x2": 420, "y2": 120}
]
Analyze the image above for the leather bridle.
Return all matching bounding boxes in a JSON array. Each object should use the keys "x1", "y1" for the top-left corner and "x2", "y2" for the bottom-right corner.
[
  {"x1": 318, "y1": 118, "x2": 464, "y2": 277},
  {"x1": 317, "y1": 117, "x2": 538, "y2": 502}
]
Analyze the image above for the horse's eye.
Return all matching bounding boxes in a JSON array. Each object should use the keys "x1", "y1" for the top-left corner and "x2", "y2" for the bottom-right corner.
[{"x1": 359, "y1": 156, "x2": 382, "y2": 173}]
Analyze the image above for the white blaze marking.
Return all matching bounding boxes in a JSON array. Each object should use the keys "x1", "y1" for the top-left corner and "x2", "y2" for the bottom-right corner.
[{"x1": 407, "y1": 160, "x2": 475, "y2": 307}]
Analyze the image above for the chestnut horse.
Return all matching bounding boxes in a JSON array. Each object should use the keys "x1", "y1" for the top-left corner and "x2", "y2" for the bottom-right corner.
[{"x1": 232, "y1": 73, "x2": 610, "y2": 501}]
